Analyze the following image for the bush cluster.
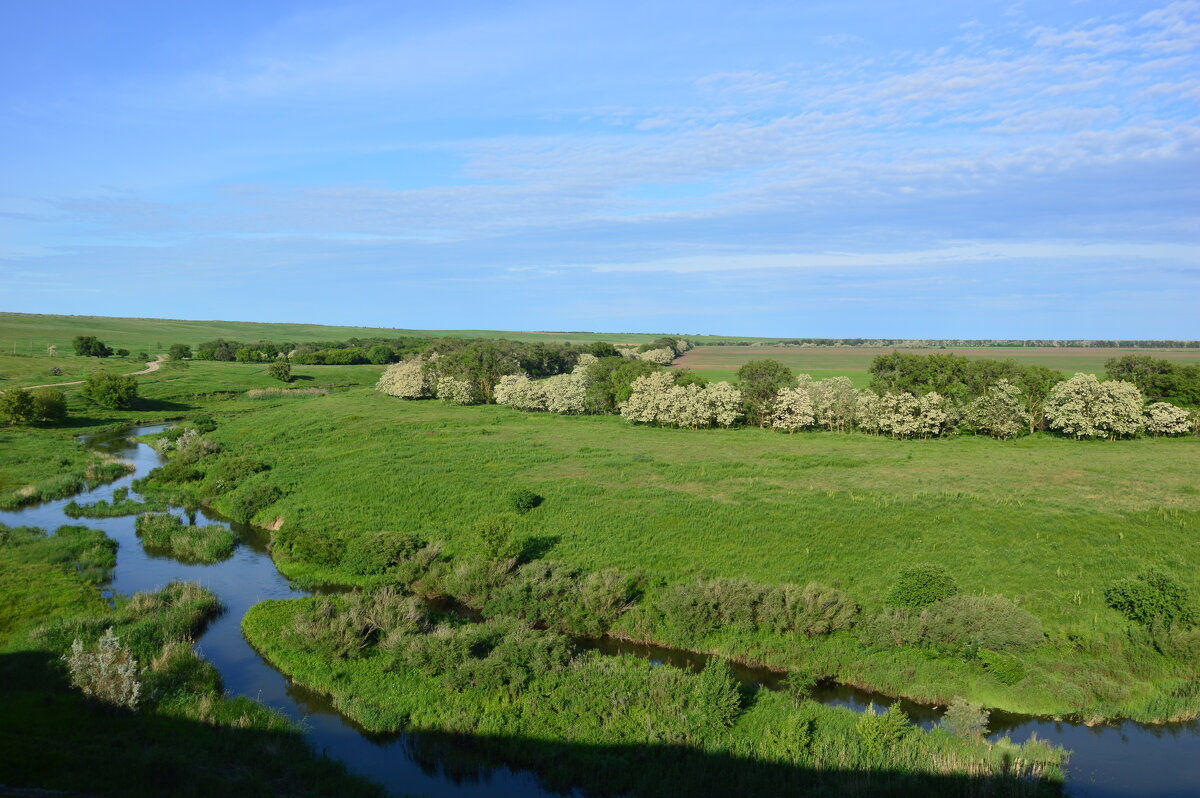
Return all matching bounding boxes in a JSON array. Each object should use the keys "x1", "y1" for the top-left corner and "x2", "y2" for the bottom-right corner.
[{"x1": 657, "y1": 577, "x2": 860, "y2": 641}]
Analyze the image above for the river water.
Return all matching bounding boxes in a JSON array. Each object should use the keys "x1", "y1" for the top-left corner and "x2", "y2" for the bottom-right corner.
[{"x1": 2, "y1": 424, "x2": 1197, "y2": 797}]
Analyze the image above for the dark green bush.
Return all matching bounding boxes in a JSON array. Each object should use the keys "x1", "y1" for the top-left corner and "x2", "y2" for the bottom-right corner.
[
  {"x1": 268, "y1": 360, "x2": 292, "y2": 383},
  {"x1": 508, "y1": 488, "x2": 543, "y2": 514},
  {"x1": 886, "y1": 564, "x2": 959, "y2": 609},
  {"x1": 31, "y1": 388, "x2": 67, "y2": 422},
  {"x1": 272, "y1": 526, "x2": 346, "y2": 567},
  {"x1": 190, "y1": 414, "x2": 218, "y2": 434},
  {"x1": 1105, "y1": 568, "x2": 1195, "y2": 629},
  {"x1": 340, "y1": 531, "x2": 424, "y2": 575},
  {"x1": 657, "y1": 580, "x2": 725, "y2": 638},
  {"x1": 224, "y1": 477, "x2": 282, "y2": 524},
  {"x1": 80, "y1": 371, "x2": 137, "y2": 409}
]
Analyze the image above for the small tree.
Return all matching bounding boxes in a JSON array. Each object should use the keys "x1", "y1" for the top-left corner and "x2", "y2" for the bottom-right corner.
[
  {"x1": 268, "y1": 360, "x2": 292, "y2": 383},
  {"x1": 31, "y1": 388, "x2": 67, "y2": 422},
  {"x1": 771, "y1": 387, "x2": 815, "y2": 433},
  {"x1": 377, "y1": 359, "x2": 434, "y2": 399},
  {"x1": 1145, "y1": 402, "x2": 1191, "y2": 437},
  {"x1": 115, "y1": 348, "x2": 130, "y2": 357},
  {"x1": 72, "y1": 335, "x2": 113, "y2": 357},
  {"x1": 737, "y1": 360, "x2": 797, "y2": 427},
  {"x1": 941, "y1": 697, "x2": 989, "y2": 738},
  {"x1": 81, "y1": 372, "x2": 137, "y2": 410},
  {"x1": 0, "y1": 388, "x2": 35, "y2": 424},
  {"x1": 509, "y1": 488, "x2": 543, "y2": 514},
  {"x1": 168, "y1": 343, "x2": 192, "y2": 360},
  {"x1": 47, "y1": 344, "x2": 57, "y2": 357}
]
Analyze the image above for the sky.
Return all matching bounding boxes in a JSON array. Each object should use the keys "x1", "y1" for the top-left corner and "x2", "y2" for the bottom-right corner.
[{"x1": 1, "y1": 0, "x2": 1197, "y2": 338}]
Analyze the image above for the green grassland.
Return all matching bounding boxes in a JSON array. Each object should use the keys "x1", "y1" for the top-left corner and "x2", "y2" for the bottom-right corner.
[
  {"x1": 674, "y1": 345, "x2": 1200, "y2": 385},
  {"x1": 175, "y1": 387, "x2": 1198, "y2": 721},
  {"x1": 0, "y1": 311, "x2": 760, "y2": 353},
  {"x1": 241, "y1": 596, "x2": 1064, "y2": 797}
]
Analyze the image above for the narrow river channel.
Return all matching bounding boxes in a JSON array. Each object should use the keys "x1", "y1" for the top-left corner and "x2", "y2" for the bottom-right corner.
[{"x1": 2, "y1": 424, "x2": 1197, "y2": 797}]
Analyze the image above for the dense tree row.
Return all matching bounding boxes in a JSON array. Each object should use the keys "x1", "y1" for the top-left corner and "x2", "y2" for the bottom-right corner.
[
  {"x1": 379, "y1": 346, "x2": 1196, "y2": 440},
  {"x1": 1105, "y1": 355, "x2": 1200, "y2": 406}
]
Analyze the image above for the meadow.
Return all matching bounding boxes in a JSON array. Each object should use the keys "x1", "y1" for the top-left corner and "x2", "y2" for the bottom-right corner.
[
  {"x1": 0, "y1": 311, "x2": 765, "y2": 354},
  {"x1": 154, "y1": 386, "x2": 1191, "y2": 718},
  {"x1": 674, "y1": 345, "x2": 1200, "y2": 385}
]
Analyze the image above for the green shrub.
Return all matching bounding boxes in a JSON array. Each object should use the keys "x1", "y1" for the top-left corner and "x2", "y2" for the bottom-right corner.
[
  {"x1": 1105, "y1": 568, "x2": 1195, "y2": 629},
  {"x1": 31, "y1": 388, "x2": 67, "y2": 422},
  {"x1": 979, "y1": 648, "x2": 1028, "y2": 685},
  {"x1": 268, "y1": 360, "x2": 292, "y2": 383},
  {"x1": 0, "y1": 388, "x2": 35, "y2": 424},
  {"x1": 759, "y1": 581, "x2": 860, "y2": 637},
  {"x1": 272, "y1": 525, "x2": 346, "y2": 567},
  {"x1": 340, "y1": 531, "x2": 424, "y2": 575},
  {"x1": 201, "y1": 456, "x2": 268, "y2": 499},
  {"x1": 920, "y1": 594, "x2": 1044, "y2": 654},
  {"x1": 508, "y1": 488, "x2": 543, "y2": 514},
  {"x1": 190, "y1": 414, "x2": 218, "y2": 434},
  {"x1": 657, "y1": 580, "x2": 723, "y2": 638},
  {"x1": 80, "y1": 372, "x2": 137, "y2": 409},
  {"x1": 941, "y1": 697, "x2": 989, "y2": 738},
  {"x1": 476, "y1": 514, "x2": 521, "y2": 560},
  {"x1": 886, "y1": 564, "x2": 959, "y2": 609},
  {"x1": 856, "y1": 703, "x2": 910, "y2": 756},
  {"x1": 224, "y1": 477, "x2": 282, "y2": 524},
  {"x1": 399, "y1": 617, "x2": 572, "y2": 694}
]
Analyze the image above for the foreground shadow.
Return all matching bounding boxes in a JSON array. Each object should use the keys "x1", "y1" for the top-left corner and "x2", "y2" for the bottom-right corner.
[
  {"x1": 0, "y1": 651, "x2": 379, "y2": 798},
  {"x1": 1, "y1": 647, "x2": 1067, "y2": 798}
]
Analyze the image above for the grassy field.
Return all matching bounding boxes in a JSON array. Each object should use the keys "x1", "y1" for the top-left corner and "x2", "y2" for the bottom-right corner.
[
  {"x1": 674, "y1": 346, "x2": 1200, "y2": 385},
  {"x1": 155, "y1": 385, "x2": 1196, "y2": 721},
  {"x1": 0, "y1": 311, "x2": 765, "y2": 353}
]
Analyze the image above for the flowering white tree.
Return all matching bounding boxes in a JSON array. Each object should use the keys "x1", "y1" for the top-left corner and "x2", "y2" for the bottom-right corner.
[
  {"x1": 637, "y1": 347, "x2": 676, "y2": 365},
  {"x1": 1145, "y1": 401, "x2": 1191, "y2": 437},
  {"x1": 807, "y1": 376, "x2": 858, "y2": 432},
  {"x1": 917, "y1": 392, "x2": 953, "y2": 439},
  {"x1": 542, "y1": 372, "x2": 588, "y2": 414},
  {"x1": 494, "y1": 374, "x2": 545, "y2": 410},
  {"x1": 619, "y1": 372, "x2": 740, "y2": 428},
  {"x1": 878, "y1": 392, "x2": 921, "y2": 439},
  {"x1": 966, "y1": 379, "x2": 1025, "y2": 439},
  {"x1": 771, "y1": 387, "x2": 815, "y2": 433},
  {"x1": 376, "y1": 359, "x2": 434, "y2": 399},
  {"x1": 436, "y1": 376, "x2": 475, "y2": 405},
  {"x1": 1045, "y1": 373, "x2": 1145, "y2": 439},
  {"x1": 855, "y1": 390, "x2": 883, "y2": 434}
]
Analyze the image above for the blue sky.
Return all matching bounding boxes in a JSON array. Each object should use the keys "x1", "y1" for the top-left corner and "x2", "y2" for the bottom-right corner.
[{"x1": 2, "y1": 0, "x2": 1197, "y2": 338}]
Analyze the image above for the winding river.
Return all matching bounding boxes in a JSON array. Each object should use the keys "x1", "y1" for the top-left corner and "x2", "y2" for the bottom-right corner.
[{"x1": 2, "y1": 424, "x2": 1197, "y2": 797}]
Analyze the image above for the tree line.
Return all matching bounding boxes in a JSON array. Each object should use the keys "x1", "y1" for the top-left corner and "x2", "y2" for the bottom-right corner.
[{"x1": 379, "y1": 349, "x2": 1197, "y2": 440}]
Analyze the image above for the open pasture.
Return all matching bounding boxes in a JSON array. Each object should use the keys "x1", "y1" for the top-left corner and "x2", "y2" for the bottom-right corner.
[{"x1": 673, "y1": 345, "x2": 1200, "y2": 385}]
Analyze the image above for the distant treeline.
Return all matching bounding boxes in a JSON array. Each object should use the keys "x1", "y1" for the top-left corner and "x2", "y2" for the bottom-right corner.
[
  {"x1": 710, "y1": 339, "x2": 1200, "y2": 348},
  {"x1": 191, "y1": 336, "x2": 622, "y2": 372}
]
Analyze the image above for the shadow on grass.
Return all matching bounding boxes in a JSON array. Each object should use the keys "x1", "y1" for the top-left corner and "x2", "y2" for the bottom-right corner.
[
  {"x1": 0, "y1": 650, "x2": 380, "y2": 798},
  {"x1": 392, "y1": 727, "x2": 1063, "y2": 798},
  {"x1": 0, "y1": 646, "x2": 1067, "y2": 798},
  {"x1": 133, "y1": 397, "x2": 193, "y2": 412}
]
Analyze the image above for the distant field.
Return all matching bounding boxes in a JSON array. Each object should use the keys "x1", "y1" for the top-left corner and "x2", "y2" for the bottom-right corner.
[
  {"x1": 674, "y1": 346, "x2": 1200, "y2": 386},
  {"x1": 0, "y1": 312, "x2": 766, "y2": 353}
]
